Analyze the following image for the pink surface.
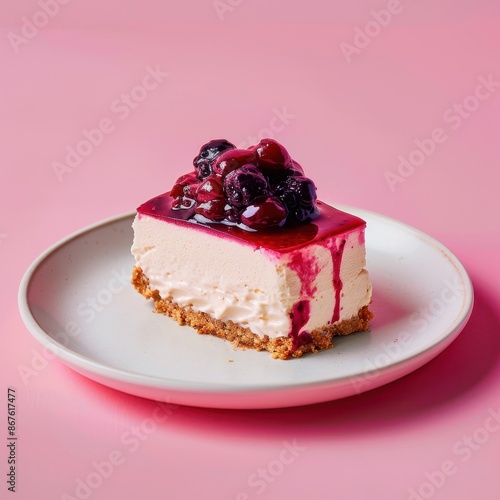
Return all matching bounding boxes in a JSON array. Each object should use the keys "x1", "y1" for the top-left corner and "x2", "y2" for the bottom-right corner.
[{"x1": 2, "y1": 1, "x2": 500, "y2": 499}]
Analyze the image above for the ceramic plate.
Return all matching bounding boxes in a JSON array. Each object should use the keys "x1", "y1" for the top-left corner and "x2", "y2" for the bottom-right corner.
[{"x1": 18, "y1": 207, "x2": 473, "y2": 409}]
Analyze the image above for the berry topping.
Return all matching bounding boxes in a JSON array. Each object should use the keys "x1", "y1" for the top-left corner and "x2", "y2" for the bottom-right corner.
[
  {"x1": 275, "y1": 176, "x2": 320, "y2": 222},
  {"x1": 241, "y1": 197, "x2": 287, "y2": 230},
  {"x1": 171, "y1": 172, "x2": 199, "y2": 215},
  {"x1": 224, "y1": 165, "x2": 268, "y2": 208},
  {"x1": 288, "y1": 160, "x2": 304, "y2": 176},
  {"x1": 212, "y1": 149, "x2": 257, "y2": 177},
  {"x1": 195, "y1": 175, "x2": 226, "y2": 221},
  {"x1": 170, "y1": 138, "x2": 320, "y2": 229},
  {"x1": 255, "y1": 138, "x2": 291, "y2": 174},
  {"x1": 170, "y1": 172, "x2": 198, "y2": 198},
  {"x1": 193, "y1": 139, "x2": 236, "y2": 180}
]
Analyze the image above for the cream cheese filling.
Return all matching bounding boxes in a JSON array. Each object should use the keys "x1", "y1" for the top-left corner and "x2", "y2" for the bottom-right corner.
[{"x1": 131, "y1": 214, "x2": 371, "y2": 339}]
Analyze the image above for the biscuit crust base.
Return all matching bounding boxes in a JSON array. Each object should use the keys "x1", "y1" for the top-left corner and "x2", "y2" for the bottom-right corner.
[{"x1": 132, "y1": 266, "x2": 373, "y2": 360}]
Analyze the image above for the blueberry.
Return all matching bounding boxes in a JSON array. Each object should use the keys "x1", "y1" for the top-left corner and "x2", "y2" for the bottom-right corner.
[
  {"x1": 224, "y1": 165, "x2": 269, "y2": 208},
  {"x1": 275, "y1": 176, "x2": 319, "y2": 222},
  {"x1": 193, "y1": 139, "x2": 235, "y2": 180}
]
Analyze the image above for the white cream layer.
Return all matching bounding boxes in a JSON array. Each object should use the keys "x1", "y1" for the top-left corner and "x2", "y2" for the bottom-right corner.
[{"x1": 131, "y1": 214, "x2": 371, "y2": 339}]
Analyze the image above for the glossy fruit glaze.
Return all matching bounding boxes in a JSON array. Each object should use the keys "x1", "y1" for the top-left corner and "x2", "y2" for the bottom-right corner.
[{"x1": 137, "y1": 192, "x2": 365, "y2": 254}]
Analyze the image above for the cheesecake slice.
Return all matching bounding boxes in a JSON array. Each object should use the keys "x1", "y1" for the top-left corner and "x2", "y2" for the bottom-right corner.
[{"x1": 131, "y1": 139, "x2": 372, "y2": 359}]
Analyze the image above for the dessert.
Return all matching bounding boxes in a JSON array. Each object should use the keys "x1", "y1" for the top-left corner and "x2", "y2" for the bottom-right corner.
[{"x1": 131, "y1": 139, "x2": 372, "y2": 359}]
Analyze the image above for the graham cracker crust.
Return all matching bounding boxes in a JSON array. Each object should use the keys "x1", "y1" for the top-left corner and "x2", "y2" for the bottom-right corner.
[{"x1": 132, "y1": 266, "x2": 373, "y2": 360}]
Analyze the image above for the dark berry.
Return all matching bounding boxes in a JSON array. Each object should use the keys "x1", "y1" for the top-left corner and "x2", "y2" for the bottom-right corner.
[
  {"x1": 224, "y1": 165, "x2": 269, "y2": 208},
  {"x1": 255, "y1": 138, "x2": 291, "y2": 174},
  {"x1": 268, "y1": 160, "x2": 305, "y2": 188},
  {"x1": 212, "y1": 149, "x2": 257, "y2": 177},
  {"x1": 193, "y1": 139, "x2": 235, "y2": 180},
  {"x1": 240, "y1": 197, "x2": 287, "y2": 229},
  {"x1": 275, "y1": 176, "x2": 319, "y2": 222}
]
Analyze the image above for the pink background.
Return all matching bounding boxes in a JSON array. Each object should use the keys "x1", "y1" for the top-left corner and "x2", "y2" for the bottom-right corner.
[{"x1": 2, "y1": 1, "x2": 500, "y2": 499}]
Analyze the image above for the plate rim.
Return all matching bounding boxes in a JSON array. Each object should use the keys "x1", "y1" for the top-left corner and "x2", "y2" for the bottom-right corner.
[{"x1": 18, "y1": 206, "x2": 474, "y2": 399}]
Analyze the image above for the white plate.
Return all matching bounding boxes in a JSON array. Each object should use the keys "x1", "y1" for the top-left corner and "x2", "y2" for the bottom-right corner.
[{"x1": 18, "y1": 207, "x2": 473, "y2": 409}]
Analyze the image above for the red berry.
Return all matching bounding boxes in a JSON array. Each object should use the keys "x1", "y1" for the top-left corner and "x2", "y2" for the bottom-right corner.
[
  {"x1": 195, "y1": 198, "x2": 226, "y2": 221},
  {"x1": 196, "y1": 175, "x2": 224, "y2": 203},
  {"x1": 255, "y1": 139, "x2": 291, "y2": 174},
  {"x1": 240, "y1": 197, "x2": 287, "y2": 229},
  {"x1": 170, "y1": 172, "x2": 199, "y2": 219},
  {"x1": 170, "y1": 171, "x2": 198, "y2": 198},
  {"x1": 212, "y1": 149, "x2": 257, "y2": 177},
  {"x1": 288, "y1": 160, "x2": 304, "y2": 176},
  {"x1": 195, "y1": 175, "x2": 226, "y2": 221},
  {"x1": 193, "y1": 139, "x2": 235, "y2": 180}
]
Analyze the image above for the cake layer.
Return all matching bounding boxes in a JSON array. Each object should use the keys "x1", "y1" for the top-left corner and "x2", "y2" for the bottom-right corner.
[
  {"x1": 132, "y1": 267, "x2": 373, "y2": 359},
  {"x1": 131, "y1": 194, "x2": 372, "y2": 346}
]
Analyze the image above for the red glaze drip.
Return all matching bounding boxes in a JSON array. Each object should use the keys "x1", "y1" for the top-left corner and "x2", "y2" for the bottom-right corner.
[
  {"x1": 286, "y1": 251, "x2": 320, "y2": 350},
  {"x1": 137, "y1": 192, "x2": 365, "y2": 255},
  {"x1": 288, "y1": 252, "x2": 318, "y2": 298},
  {"x1": 285, "y1": 237, "x2": 347, "y2": 352},
  {"x1": 329, "y1": 239, "x2": 346, "y2": 324},
  {"x1": 358, "y1": 230, "x2": 365, "y2": 245},
  {"x1": 289, "y1": 301, "x2": 312, "y2": 350}
]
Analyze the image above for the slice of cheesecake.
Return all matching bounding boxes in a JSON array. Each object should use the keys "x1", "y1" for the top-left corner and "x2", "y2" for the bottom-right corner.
[{"x1": 131, "y1": 139, "x2": 372, "y2": 359}]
